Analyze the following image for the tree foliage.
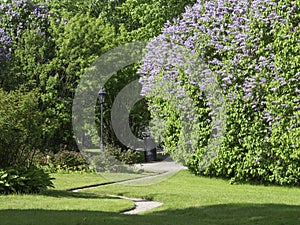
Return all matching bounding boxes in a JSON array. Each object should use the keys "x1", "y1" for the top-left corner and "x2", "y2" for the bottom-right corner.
[
  {"x1": 0, "y1": 0, "x2": 196, "y2": 164},
  {"x1": 0, "y1": 0, "x2": 116, "y2": 151},
  {"x1": 118, "y1": 0, "x2": 196, "y2": 40}
]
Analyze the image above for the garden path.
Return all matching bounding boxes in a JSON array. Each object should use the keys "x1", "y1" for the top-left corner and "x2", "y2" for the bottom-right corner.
[{"x1": 71, "y1": 156, "x2": 186, "y2": 214}]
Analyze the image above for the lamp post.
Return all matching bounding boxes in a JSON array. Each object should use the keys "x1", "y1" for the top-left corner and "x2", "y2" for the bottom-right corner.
[{"x1": 98, "y1": 88, "x2": 107, "y2": 152}]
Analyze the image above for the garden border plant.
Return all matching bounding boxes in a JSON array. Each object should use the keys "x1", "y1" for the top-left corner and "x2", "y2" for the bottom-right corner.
[{"x1": 0, "y1": 166, "x2": 54, "y2": 194}]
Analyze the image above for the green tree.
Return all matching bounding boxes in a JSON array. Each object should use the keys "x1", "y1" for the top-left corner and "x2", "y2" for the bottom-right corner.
[
  {"x1": 1, "y1": 0, "x2": 116, "y2": 151},
  {"x1": 39, "y1": 13, "x2": 115, "y2": 151},
  {"x1": 119, "y1": 0, "x2": 196, "y2": 40}
]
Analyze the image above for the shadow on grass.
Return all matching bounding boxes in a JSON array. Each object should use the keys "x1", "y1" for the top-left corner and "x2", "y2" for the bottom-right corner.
[
  {"x1": 40, "y1": 190, "x2": 118, "y2": 199},
  {"x1": 1, "y1": 203, "x2": 300, "y2": 225}
]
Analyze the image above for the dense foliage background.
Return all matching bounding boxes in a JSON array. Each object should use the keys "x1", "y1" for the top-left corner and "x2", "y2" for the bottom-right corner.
[
  {"x1": 0, "y1": 0, "x2": 196, "y2": 168},
  {"x1": 1, "y1": 0, "x2": 299, "y2": 186}
]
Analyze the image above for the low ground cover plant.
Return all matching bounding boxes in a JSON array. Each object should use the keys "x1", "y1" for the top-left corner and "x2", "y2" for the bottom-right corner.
[{"x1": 0, "y1": 166, "x2": 54, "y2": 194}]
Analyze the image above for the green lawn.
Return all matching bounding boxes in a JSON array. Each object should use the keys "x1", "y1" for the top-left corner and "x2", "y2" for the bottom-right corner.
[
  {"x1": 51, "y1": 173, "x2": 108, "y2": 190},
  {"x1": 1, "y1": 171, "x2": 300, "y2": 225},
  {"x1": 0, "y1": 173, "x2": 134, "y2": 225}
]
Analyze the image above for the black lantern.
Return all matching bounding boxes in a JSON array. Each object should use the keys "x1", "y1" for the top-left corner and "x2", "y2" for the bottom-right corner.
[{"x1": 98, "y1": 89, "x2": 107, "y2": 104}]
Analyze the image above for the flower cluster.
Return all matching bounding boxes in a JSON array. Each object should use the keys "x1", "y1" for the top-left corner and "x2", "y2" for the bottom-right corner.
[
  {"x1": 140, "y1": 0, "x2": 300, "y2": 185},
  {"x1": 0, "y1": 0, "x2": 50, "y2": 65},
  {"x1": 0, "y1": 28, "x2": 12, "y2": 62}
]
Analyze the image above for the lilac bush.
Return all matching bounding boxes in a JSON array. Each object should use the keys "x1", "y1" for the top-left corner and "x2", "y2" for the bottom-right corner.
[
  {"x1": 140, "y1": 0, "x2": 300, "y2": 185},
  {"x1": 0, "y1": 0, "x2": 50, "y2": 70},
  {"x1": 0, "y1": 0, "x2": 50, "y2": 35}
]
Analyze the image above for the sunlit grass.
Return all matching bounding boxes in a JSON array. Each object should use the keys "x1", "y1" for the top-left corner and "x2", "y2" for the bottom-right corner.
[
  {"x1": 1, "y1": 171, "x2": 300, "y2": 225},
  {"x1": 84, "y1": 170, "x2": 300, "y2": 210},
  {"x1": 0, "y1": 193, "x2": 133, "y2": 212},
  {"x1": 51, "y1": 173, "x2": 108, "y2": 190},
  {"x1": 0, "y1": 173, "x2": 135, "y2": 225}
]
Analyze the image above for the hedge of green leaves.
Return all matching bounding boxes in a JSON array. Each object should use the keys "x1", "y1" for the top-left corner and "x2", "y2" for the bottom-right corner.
[
  {"x1": 140, "y1": 0, "x2": 300, "y2": 185},
  {"x1": 0, "y1": 89, "x2": 42, "y2": 168},
  {"x1": 0, "y1": 167, "x2": 54, "y2": 194}
]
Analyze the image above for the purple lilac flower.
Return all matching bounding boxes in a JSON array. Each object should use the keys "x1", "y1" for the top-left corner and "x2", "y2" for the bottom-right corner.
[
  {"x1": 139, "y1": 0, "x2": 300, "y2": 161},
  {"x1": 0, "y1": 28, "x2": 12, "y2": 61}
]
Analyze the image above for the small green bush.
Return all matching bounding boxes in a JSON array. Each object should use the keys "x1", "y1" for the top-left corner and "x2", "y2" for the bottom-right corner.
[
  {"x1": 86, "y1": 145, "x2": 143, "y2": 173},
  {"x1": 89, "y1": 153, "x2": 128, "y2": 173},
  {"x1": 0, "y1": 89, "x2": 42, "y2": 168},
  {"x1": 112, "y1": 149, "x2": 142, "y2": 165},
  {"x1": 105, "y1": 145, "x2": 143, "y2": 165},
  {"x1": 0, "y1": 167, "x2": 54, "y2": 194},
  {"x1": 33, "y1": 150, "x2": 88, "y2": 173}
]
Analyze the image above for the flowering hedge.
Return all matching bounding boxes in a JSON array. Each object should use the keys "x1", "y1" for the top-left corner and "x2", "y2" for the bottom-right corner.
[{"x1": 140, "y1": 0, "x2": 300, "y2": 185}]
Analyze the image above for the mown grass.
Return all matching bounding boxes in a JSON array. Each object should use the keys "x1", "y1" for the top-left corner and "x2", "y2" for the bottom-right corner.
[
  {"x1": 82, "y1": 170, "x2": 300, "y2": 224},
  {"x1": 0, "y1": 193, "x2": 132, "y2": 212},
  {"x1": 1, "y1": 171, "x2": 300, "y2": 225},
  {"x1": 51, "y1": 173, "x2": 108, "y2": 190},
  {"x1": 86, "y1": 170, "x2": 300, "y2": 208},
  {"x1": 0, "y1": 173, "x2": 135, "y2": 225}
]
